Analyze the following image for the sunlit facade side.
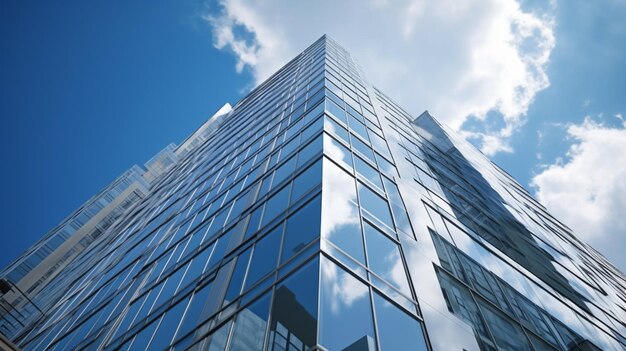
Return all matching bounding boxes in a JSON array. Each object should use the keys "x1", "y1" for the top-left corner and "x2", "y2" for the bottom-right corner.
[{"x1": 2, "y1": 35, "x2": 626, "y2": 351}]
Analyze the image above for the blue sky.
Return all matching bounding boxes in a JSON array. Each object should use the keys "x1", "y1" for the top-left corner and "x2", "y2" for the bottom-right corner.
[{"x1": 1, "y1": 0, "x2": 625, "y2": 270}]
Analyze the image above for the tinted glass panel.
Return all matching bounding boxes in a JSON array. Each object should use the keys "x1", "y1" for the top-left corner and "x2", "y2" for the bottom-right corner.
[
  {"x1": 280, "y1": 196, "x2": 321, "y2": 263},
  {"x1": 269, "y1": 258, "x2": 319, "y2": 350},
  {"x1": 320, "y1": 257, "x2": 377, "y2": 351},
  {"x1": 363, "y1": 222, "x2": 411, "y2": 296},
  {"x1": 244, "y1": 226, "x2": 282, "y2": 290},
  {"x1": 322, "y1": 159, "x2": 365, "y2": 264},
  {"x1": 148, "y1": 296, "x2": 190, "y2": 349},
  {"x1": 324, "y1": 134, "x2": 353, "y2": 170},
  {"x1": 354, "y1": 156, "x2": 383, "y2": 190},
  {"x1": 358, "y1": 184, "x2": 394, "y2": 229},
  {"x1": 230, "y1": 292, "x2": 272, "y2": 351},
  {"x1": 291, "y1": 159, "x2": 322, "y2": 202},
  {"x1": 373, "y1": 293, "x2": 428, "y2": 351}
]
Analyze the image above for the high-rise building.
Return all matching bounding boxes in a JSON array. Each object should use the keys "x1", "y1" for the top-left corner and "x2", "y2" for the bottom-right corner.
[{"x1": 1, "y1": 35, "x2": 625, "y2": 351}]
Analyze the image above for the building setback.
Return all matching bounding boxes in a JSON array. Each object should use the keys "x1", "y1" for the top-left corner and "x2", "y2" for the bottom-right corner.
[{"x1": 1, "y1": 35, "x2": 625, "y2": 351}]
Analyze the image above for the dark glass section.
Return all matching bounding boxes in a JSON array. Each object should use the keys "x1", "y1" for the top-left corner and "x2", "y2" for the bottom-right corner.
[
  {"x1": 229, "y1": 292, "x2": 272, "y2": 351},
  {"x1": 280, "y1": 196, "x2": 321, "y2": 263},
  {"x1": 269, "y1": 258, "x2": 319, "y2": 350}
]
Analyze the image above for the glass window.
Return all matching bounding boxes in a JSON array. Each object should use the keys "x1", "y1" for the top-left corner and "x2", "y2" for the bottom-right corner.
[
  {"x1": 373, "y1": 293, "x2": 428, "y2": 351},
  {"x1": 272, "y1": 156, "x2": 296, "y2": 186},
  {"x1": 124, "y1": 319, "x2": 158, "y2": 351},
  {"x1": 281, "y1": 196, "x2": 321, "y2": 263},
  {"x1": 351, "y1": 135, "x2": 376, "y2": 164},
  {"x1": 297, "y1": 135, "x2": 322, "y2": 168},
  {"x1": 363, "y1": 222, "x2": 411, "y2": 296},
  {"x1": 348, "y1": 114, "x2": 370, "y2": 143},
  {"x1": 322, "y1": 159, "x2": 365, "y2": 264},
  {"x1": 224, "y1": 248, "x2": 253, "y2": 304},
  {"x1": 261, "y1": 185, "x2": 291, "y2": 227},
  {"x1": 291, "y1": 159, "x2": 322, "y2": 202},
  {"x1": 354, "y1": 156, "x2": 383, "y2": 190},
  {"x1": 325, "y1": 115, "x2": 350, "y2": 144},
  {"x1": 204, "y1": 320, "x2": 232, "y2": 351},
  {"x1": 243, "y1": 206, "x2": 263, "y2": 240},
  {"x1": 148, "y1": 296, "x2": 190, "y2": 350},
  {"x1": 358, "y1": 184, "x2": 394, "y2": 229},
  {"x1": 174, "y1": 282, "x2": 212, "y2": 341},
  {"x1": 244, "y1": 225, "x2": 282, "y2": 290},
  {"x1": 301, "y1": 116, "x2": 323, "y2": 142},
  {"x1": 326, "y1": 99, "x2": 346, "y2": 123},
  {"x1": 269, "y1": 258, "x2": 319, "y2": 350},
  {"x1": 376, "y1": 154, "x2": 398, "y2": 179},
  {"x1": 206, "y1": 229, "x2": 233, "y2": 270},
  {"x1": 320, "y1": 257, "x2": 377, "y2": 351},
  {"x1": 229, "y1": 292, "x2": 272, "y2": 351},
  {"x1": 478, "y1": 300, "x2": 533, "y2": 351},
  {"x1": 324, "y1": 134, "x2": 353, "y2": 170}
]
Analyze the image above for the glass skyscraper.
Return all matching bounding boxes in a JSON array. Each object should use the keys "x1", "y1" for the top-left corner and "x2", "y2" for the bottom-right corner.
[{"x1": 1, "y1": 35, "x2": 625, "y2": 351}]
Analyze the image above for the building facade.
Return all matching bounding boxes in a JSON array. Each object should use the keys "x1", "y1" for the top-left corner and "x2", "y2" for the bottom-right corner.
[{"x1": 1, "y1": 35, "x2": 626, "y2": 351}]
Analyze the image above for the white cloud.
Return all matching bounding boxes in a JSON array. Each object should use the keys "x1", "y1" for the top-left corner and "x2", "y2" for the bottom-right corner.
[
  {"x1": 531, "y1": 116, "x2": 626, "y2": 271},
  {"x1": 205, "y1": 0, "x2": 555, "y2": 155}
]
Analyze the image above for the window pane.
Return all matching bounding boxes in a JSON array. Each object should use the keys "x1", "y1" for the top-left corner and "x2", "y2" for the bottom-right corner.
[
  {"x1": 348, "y1": 114, "x2": 369, "y2": 143},
  {"x1": 281, "y1": 196, "x2": 321, "y2": 263},
  {"x1": 230, "y1": 292, "x2": 272, "y2": 351},
  {"x1": 325, "y1": 100, "x2": 347, "y2": 124},
  {"x1": 204, "y1": 320, "x2": 233, "y2": 351},
  {"x1": 373, "y1": 293, "x2": 428, "y2": 351},
  {"x1": 320, "y1": 256, "x2": 376, "y2": 351},
  {"x1": 244, "y1": 225, "x2": 282, "y2": 290},
  {"x1": 325, "y1": 115, "x2": 350, "y2": 144},
  {"x1": 269, "y1": 258, "x2": 319, "y2": 350},
  {"x1": 148, "y1": 296, "x2": 190, "y2": 349},
  {"x1": 324, "y1": 134, "x2": 352, "y2": 170},
  {"x1": 354, "y1": 156, "x2": 383, "y2": 190},
  {"x1": 351, "y1": 136, "x2": 376, "y2": 164},
  {"x1": 262, "y1": 185, "x2": 291, "y2": 227},
  {"x1": 358, "y1": 183, "x2": 394, "y2": 229},
  {"x1": 224, "y1": 248, "x2": 252, "y2": 304},
  {"x1": 291, "y1": 159, "x2": 322, "y2": 202},
  {"x1": 364, "y1": 222, "x2": 411, "y2": 296},
  {"x1": 322, "y1": 159, "x2": 365, "y2": 264},
  {"x1": 174, "y1": 282, "x2": 212, "y2": 341}
]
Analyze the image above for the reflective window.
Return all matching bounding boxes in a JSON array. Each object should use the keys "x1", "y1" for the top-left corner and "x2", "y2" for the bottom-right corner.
[
  {"x1": 363, "y1": 223, "x2": 411, "y2": 297},
  {"x1": 262, "y1": 185, "x2": 291, "y2": 227},
  {"x1": 326, "y1": 100, "x2": 347, "y2": 124},
  {"x1": 348, "y1": 114, "x2": 369, "y2": 143},
  {"x1": 324, "y1": 134, "x2": 353, "y2": 170},
  {"x1": 351, "y1": 136, "x2": 376, "y2": 164},
  {"x1": 280, "y1": 196, "x2": 321, "y2": 263},
  {"x1": 224, "y1": 248, "x2": 252, "y2": 304},
  {"x1": 325, "y1": 115, "x2": 350, "y2": 144},
  {"x1": 320, "y1": 256, "x2": 377, "y2": 351},
  {"x1": 124, "y1": 319, "x2": 158, "y2": 351},
  {"x1": 354, "y1": 156, "x2": 383, "y2": 190},
  {"x1": 291, "y1": 159, "x2": 322, "y2": 202},
  {"x1": 269, "y1": 258, "x2": 319, "y2": 350},
  {"x1": 322, "y1": 159, "x2": 365, "y2": 264},
  {"x1": 478, "y1": 300, "x2": 533, "y2": 351},
  {"x1": 230, "y1": 292, "x2": 272, "y2": 351},
  {"x1": 148, "y1": 296, "x2": 190, "y2": 349},
  {"x1": 174, "y1": 282, "x2": 212, "y2": 342},
  {"x1": 204, "y1": 320, "x2": 232, "y2": 351},
  {"x1": 373, "y1": 293, "x2": 428, "y2": 351},
  {"x1": 244, "y1": 225, "x2": 282, "y2": 290},
  {"x1": 296, "y1": 135, "x2": 322, "y2": 168},
  {"x1": 358, "y1": 183, "x2": 394, "y2": 229}
]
